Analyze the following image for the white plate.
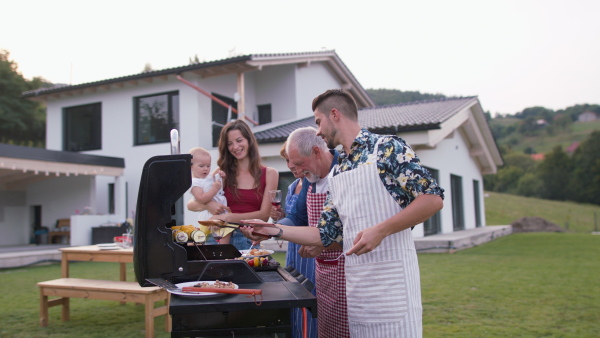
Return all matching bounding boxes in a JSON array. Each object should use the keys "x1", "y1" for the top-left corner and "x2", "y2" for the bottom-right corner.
[
  {"x1": 239, "y1": 249, "x2": 274, "y2": 258},
  {"x1": 169, "y1": 281, "x2": 238, "y2": 297},
  {"x1": 99, "y1": 246, "x2": 120, "y2": 250},
  {"x1": 97, "y1": 243, "x2": 117, "y2": 247}
]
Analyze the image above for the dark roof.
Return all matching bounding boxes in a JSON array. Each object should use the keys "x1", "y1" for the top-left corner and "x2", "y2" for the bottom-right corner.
[
  {"x1": 22, "y1": 50, "x2": 366, "y2": 100},
  {"x1": 255, "y1": 97, "x2": 478, "y2": 143},
  {"x1": 22, "y1": 54, "x2": 252, "y2": 98},
  {"x1": 0, "y1": 143, "x2": 125, "y2": 168}
]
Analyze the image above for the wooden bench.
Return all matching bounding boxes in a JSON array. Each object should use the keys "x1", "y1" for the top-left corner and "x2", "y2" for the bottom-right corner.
[{"x1": 38, "y1": 278, "x2": 171, "y2": 337}]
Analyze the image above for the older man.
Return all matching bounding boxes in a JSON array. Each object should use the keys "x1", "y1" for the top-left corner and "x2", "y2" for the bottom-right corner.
[
  {"x1": 243, "y1": 89, "x2": 444, "y2": 338},
  {"x1": 277, "y1": 127, "x2": 348, "y2": 338}
]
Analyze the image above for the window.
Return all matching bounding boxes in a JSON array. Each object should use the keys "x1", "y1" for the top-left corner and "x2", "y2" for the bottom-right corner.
[
  {"x1": 63, "y1": 102, "x2": 102, "y2": 151},
  {"x1": 473, "y1": 180, "x2": 482, "y2": 227},
  {"x1": 257, "y1": 104, "x2": 272, "y2": 125},
  {"x1": 108, "y1": 183, "x2": 115, "y2": 214},
  {"x1": 451, "y1": 174, "x2": 465, "y2": 231},
  {"x1": 423, "y1": 167, "x2": 442, "y2": 236},
  {"x1": 134, "y1": 91, "x2": 179, "y2": 145},
  {"x1": 211, "y1": 93, "x2": 237, "y2": 147}
]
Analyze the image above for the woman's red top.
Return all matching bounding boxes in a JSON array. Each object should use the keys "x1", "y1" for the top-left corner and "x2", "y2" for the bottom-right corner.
[{"x1": 224, "y1": 167, "x2": 267, "y2": 213}]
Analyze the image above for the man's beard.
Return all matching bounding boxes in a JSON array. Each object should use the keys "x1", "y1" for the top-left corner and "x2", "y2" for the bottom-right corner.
[
  {"x1": 304, "y1": 171, "x2": 321, "y2": 183},
  {"x1": 325, "y1": 127, "x2": 338, "y2": 149}
]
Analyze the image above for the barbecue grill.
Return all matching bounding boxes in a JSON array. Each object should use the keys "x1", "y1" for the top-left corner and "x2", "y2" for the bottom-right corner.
[{"x1": 133, "y1": 154, "x2": 318, "y2": 337}]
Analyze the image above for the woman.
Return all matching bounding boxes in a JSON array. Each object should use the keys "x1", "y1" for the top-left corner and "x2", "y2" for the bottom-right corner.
[
  {"x1": 271, "y1": 142, "x2": 318, "y2": 338},
  {"x1": 188, "y1": 119, "x2": 279, "y2": 249}
]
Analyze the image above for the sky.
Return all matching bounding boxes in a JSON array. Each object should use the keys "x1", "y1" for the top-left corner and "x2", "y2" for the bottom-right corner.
[{"x1": 2, "y1": 0, "x2": 599, "y2": 116}]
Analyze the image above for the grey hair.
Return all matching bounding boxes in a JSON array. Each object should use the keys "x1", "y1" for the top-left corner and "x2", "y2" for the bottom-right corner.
[{"x1": 285, "y1": 127, "x2": 327, "y2": 157}]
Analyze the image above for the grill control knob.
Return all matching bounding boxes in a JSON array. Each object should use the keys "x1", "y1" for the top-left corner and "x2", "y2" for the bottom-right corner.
[{"x1": 178, "y1": 267, "x2": 183, "y2": 272}]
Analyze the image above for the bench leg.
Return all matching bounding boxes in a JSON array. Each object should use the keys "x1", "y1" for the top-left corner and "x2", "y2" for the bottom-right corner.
[
  {"x1": 40, "y1": 290, "x2": 48, "y2": 327},
  {"x1": 144, "y1": 296, "x2": 154, "y2": 338},
  {"x1": 165, "y1": 295, "x2": 171, "y2": 332},
  {"x1": 62, "y1": 297, "x2": 70, "y2": 321}
]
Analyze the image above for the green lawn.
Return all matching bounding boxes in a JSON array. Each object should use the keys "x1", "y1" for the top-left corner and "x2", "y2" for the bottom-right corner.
[
  {"x1": 2, "y1": 193, "x2": 599, "y2": 337},
  {"x1": 2, "y1": 233, "x2": 599, "y2": 337},
  {"x1": 484, "y1": 191, "x2": 600, "y2": 232},
  {"x1": 420, "y1": 233, "x2": 600, "y2": 337}
]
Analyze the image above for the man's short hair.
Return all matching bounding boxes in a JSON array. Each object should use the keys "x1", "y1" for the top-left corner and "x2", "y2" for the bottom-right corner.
[
  {"x1": 286, "y1": 127, "x2": 327, "y2": 157},
  {"x1": 312, "y1": 89, "x2": 358, "y2": 121}
]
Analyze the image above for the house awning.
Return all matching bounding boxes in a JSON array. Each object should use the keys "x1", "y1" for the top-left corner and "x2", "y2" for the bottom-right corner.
[{"x1": 0, "y1": 144, "x2": 125, "y2": 190}]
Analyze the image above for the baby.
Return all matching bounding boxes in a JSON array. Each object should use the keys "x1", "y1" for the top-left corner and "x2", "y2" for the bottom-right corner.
[{"x1": 189, "y1": 147, "x2": 231, "y2": 238}]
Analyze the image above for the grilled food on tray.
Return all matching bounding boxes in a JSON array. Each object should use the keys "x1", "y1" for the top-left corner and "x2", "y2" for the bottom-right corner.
[{"x1": 192, "y1": 280, "x2": 236, "y2": 289}]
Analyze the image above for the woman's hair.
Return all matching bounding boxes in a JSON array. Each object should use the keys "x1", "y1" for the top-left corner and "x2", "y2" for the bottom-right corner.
[
  {"x1": 279, "y1": 141, "x2": 288, "y2": 159},
  {"x1": 286, "y1": 127, "x2": 327, "y2": 157},
  {"x1": 217, "y1": 119, "x2": 263, "y2": 198}
]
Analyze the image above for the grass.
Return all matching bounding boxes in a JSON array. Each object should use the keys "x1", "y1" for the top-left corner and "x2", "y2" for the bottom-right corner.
[
  {"x1": 2, "y1": 193, "x2": 600, "y2": 337},
  {"x1": 484, "y1": 191, "x2": 600, "y2": 232},
  {"x1": 2, "y1": 235, "x2": 599, "y2": 337},
  {"x1": 420, "y1": 233, "x2": 600, "y2": 337}
]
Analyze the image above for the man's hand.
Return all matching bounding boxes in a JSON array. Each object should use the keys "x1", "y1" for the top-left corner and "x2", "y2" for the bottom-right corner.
[
  {"x1": 270, "y1": 205, "x2": 285, "y2": 222},
  {"x1": 239, "y1": 225, "x2": 271, "y2": 242},
  {"x1": 298, "y1": 245, "x2": 323, "y2": 258},
  {"x1": 346, "y1": 225, "x2": 386, "y2": 256}
]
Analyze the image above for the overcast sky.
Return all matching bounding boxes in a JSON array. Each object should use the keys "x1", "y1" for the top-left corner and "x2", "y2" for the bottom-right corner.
[{"x1": 3, "y1": 0, "x2": 599, "y2": 116}]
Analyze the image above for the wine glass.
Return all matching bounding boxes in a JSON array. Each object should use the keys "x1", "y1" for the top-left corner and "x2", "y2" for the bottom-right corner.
[
  {"x1": 269, "y1": 190, "x2": 282, "y2": 208},
  {"x1": 210, "y1": 225, "x2": 226, "y2": 244}
]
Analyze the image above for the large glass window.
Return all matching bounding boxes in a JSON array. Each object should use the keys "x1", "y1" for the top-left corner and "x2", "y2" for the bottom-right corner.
[
  {"x1": 63, "y1": 102, "x2": 102, "y2": 151},
  {"x1": 451, "y1": 174, "x2": 465, "y2": 231},
  {"x1": 473, "y1": 179, "x2": 482, "y2": 227},
  {"x1": 134, "y1": 91, "x2": 179, "y2": 145}
]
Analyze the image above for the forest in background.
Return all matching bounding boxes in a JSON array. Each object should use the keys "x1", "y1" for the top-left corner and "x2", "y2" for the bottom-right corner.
[{"x1": 2, "y1": 52, "x2": 599, "y2": 205}]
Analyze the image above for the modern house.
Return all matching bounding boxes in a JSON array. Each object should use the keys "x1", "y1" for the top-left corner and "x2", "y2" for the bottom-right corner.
[{"x1": 6, "y1": 50, "x2": 502, "y2": 247}]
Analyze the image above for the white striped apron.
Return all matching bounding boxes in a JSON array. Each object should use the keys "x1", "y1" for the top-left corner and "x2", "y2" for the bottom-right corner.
[
  {"x1": 327, "y1": 138, "x2": 422, "y2": 338},
  {"x1": 307, "y1": 184, "x2": 349, "y2": 338}
]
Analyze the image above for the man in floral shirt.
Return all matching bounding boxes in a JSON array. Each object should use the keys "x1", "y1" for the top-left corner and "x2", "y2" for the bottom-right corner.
[{"x1": 242, "y1": 89, "x2": 444, "y2": 337}]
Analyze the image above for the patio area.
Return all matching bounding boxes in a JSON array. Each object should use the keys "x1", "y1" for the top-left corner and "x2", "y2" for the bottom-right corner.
[{"x1": 0, "y1": 225, "x2": 513, "y2": 269}]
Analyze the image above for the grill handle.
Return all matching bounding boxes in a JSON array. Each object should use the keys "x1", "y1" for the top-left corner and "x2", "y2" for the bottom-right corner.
[{"x1": 181, "y1": 287, "x2": 262, "y2": 295}]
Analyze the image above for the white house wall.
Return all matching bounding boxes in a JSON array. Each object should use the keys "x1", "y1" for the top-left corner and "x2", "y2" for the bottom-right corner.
[
  {"x1": 406, "y1": 130, "x2": 485, "y2": 237},
  {"x1": 0, "y1": 191, "x2": 27, "y2": 245},
  {"x1": 295, "y1": 62, "x2": 344, "y2": 117},
  {"x1": 27, "y1": 175, "x2": 95, "y2": 228},
  {"x1": 253, "y1": 65, "x2": 297, "y2": 121}
]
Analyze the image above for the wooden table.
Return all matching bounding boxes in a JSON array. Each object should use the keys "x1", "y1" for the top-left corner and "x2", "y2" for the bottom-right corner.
[{"x1": 60, "y1": 245, "x2": 133, "y2": 281}]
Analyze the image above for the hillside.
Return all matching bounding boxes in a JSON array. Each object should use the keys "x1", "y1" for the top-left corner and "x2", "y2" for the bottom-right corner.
[
  {"x1": 491, "y1": 118, "x2": 600, "y2": 154},
  {"x1": 484, "y1": 191, "x2": 600, "y2": 233}
]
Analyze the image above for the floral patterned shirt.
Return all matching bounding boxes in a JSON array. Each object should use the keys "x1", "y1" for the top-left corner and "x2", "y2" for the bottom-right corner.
[{"x1": 319, "y1": 129, "x2": 445, "y2": 246}]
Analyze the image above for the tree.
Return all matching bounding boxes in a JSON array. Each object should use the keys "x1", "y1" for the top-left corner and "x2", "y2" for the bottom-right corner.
[
  {"x1": 0, "y1": 50, "x2": 50, "y2": 146},
  {"x1": 537, "y1": 146, "x2": 573, "y2": 201},
  {"x1": 570, "y1": 131, "x2": 600, "y2": 205},
  {"x1": 141, "y1": 63, "x2": 153, "y2": 73},
  {"x1": 493, "y1": 166, "x2": 524, "y2": 193},
  {"x1": 366, "y1": 88, "x2": 447, "y2": 106},
  {"x1": 189, "y1": 54, "x2": 200, "y2": 64}
]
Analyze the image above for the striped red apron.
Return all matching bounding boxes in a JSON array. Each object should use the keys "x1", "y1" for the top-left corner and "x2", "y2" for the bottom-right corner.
[{"x1": 307, "y1": 184, "x2": 349, "y2": 338}]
